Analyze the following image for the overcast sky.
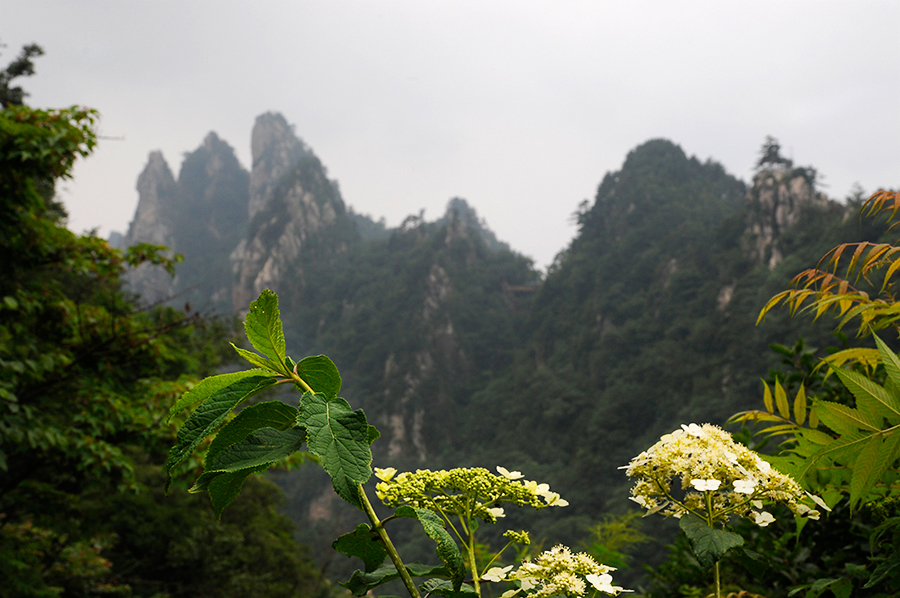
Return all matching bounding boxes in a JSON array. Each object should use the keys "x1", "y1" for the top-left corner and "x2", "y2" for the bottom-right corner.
[{"x1": 3, "y1": 1, "x2": 898, "y2": 269}]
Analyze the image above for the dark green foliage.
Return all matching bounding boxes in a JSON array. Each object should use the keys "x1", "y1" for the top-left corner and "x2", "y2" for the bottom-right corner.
[
  {"x1": 0, "y1": 98, "x2": 328, "y2": 596},
  {"x1": 0, "y1": 42, "x2": 44, "y2": 107}
]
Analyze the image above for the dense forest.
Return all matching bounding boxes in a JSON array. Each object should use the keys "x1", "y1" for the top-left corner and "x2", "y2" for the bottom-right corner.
[{"x1": 4, "y1": 43, "x2": 900, "y2": 597}]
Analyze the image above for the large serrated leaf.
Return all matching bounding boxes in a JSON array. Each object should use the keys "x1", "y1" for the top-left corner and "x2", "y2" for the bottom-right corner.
[
  {"x1": 831, "y1": 365, "x2": 900, "y2": 423},
  {"x1": 205, "y1": 428, "x2": 306, "y2": 472},
  {"x1": 296, "y1": 355, "x2": 342, "y2": 398},
  {"x1": 409, "y1": 507, "x2": 465, "y2": 593},
  {"x1": 679, "y1": 514, "x2": 744, "y2": 569},
  {"x1": 244, "y1": 289, "x2": 287, "y2": 366},
  {"x1": 206, "y1": 401, "x2": 298, "y2": 463},
  {"x1": 419, "y1": 579, "x2": 479, "y2": 598},
  {"x1": 197, "y1": 465, "x2": 269, "y2": 519},
  {"x1": 814, "y1": 401, "x2": 879, "y2": 435},
  {"x1": 166, "y1": 372, "x2": 278, "y2": 474},
  {"x1": 333, "y1": 523, "x2": 389, "y2": 572},
  {"x1": 850, "y1": 436, "x2": 883, "y2": 509},
  {"x1": 168, "y1": 370, "x2": 274, "y2": 419},
  {"x1": 231, "y1": 343, "x2": 286, "y2": 376},
  {"x1": 299, "y1": 393, "x2": 373, "y2": 508},
  {"x1": 342, "y1": 563, "x2": 450, "y2": 596}
]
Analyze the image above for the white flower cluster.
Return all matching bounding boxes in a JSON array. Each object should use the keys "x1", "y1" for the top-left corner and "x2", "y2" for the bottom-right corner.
[
  {"x1": 623, "y1": 423, "x2": 828, "y2": 526},
  {"x1": 486, "y1": 545, "x2": 630, "y2": 597}
]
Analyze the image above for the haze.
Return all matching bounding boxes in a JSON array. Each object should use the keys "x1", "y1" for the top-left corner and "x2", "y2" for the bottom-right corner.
[{"x1": 2, "y1": 0, "x2": 898, "y2": 269}]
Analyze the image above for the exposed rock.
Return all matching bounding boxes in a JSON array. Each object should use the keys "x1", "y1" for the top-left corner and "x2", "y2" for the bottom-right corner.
[
  {"x1": 122, "y1": 151, "x2": 178, "y2": 303},
  {"x1": 232, "y1": 113, "x2": 352, "y2": 309},
  {"x1": 248, "y1": 112, "x2": 311, "y2": 220},
  {"x1": 746, "y1": 167, "x2": 829, "y2": 269}
]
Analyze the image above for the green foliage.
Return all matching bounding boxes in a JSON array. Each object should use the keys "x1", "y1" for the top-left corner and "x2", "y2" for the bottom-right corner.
[
  {"x1": 0, "y1": 42, "x2": 44, "y2": 107},
  {"x1": 678, "y1": 515, "x2": 744, "y2": 570},
  {"x1": 1, "y1": 95, "x2": 328, "y2": 596}
]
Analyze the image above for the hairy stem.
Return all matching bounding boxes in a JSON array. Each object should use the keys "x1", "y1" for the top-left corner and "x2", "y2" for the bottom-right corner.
[{"x1": 359, "y1": 485, "x2": 421, "y2": 598}]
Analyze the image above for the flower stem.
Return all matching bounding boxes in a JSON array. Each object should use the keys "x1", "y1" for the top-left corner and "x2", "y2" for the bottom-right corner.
[
  {"x1": 704, "y1": 491, "x2": 721, "y2": 598},
  {"x1": 468, "y1": 525, "x2": 482, "y2": 597},
  {"x1": 714, "y1": 561, "x2": 721, "y2": 598},
  {"x1": 358, "y1": 485, "x2": 421, "y2": 598}
]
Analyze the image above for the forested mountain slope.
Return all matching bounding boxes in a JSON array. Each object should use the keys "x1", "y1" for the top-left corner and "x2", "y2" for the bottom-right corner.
[{"x1": 119, "y1": 119, "x2": 885, "y2": 575}]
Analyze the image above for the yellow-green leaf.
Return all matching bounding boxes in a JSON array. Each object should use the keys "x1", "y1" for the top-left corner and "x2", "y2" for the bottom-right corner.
[
  {"x1": 794, "y1": 384, "x2": 807, "y2": 425},
  {"x1": 763, "y1": 381, "x2": 774, "y2": 414},
  {"x1": 775, "y1": 379, "x2": 790, "y2": 419}
]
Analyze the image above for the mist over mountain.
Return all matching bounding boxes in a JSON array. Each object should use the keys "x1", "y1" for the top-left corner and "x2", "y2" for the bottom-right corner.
[{"x1": 117, "y1": 113, "x2": 884, "y2": 580}]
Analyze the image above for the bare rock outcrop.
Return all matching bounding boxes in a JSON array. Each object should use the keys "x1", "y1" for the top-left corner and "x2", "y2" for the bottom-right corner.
[
  {"x1": 122, "y1": 151, "x2": 178, "y2": 302},
  {"x1": 746, "y1": 167, "x2": 830, "y2": 269},
  {"x1": 232, "y1": 113, "x2": 351, "y2": 309}
]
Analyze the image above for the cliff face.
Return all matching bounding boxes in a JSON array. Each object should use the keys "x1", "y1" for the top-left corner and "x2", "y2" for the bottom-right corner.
[
  {"x1": 231, "y1": 113, "x2": 355, "y2": 310},
  {"x1": 173, "y1": 132, "x2": 250, "y2": 309},
  {"x1": 122, "y1": 151, "x2": 178, "y2": 302},
  {"x1": 123, "y1": 134, "x2": 250, "y2": 310},
  {"x1": 746, "y1": 166, "x2": 832, "y2": 269}
]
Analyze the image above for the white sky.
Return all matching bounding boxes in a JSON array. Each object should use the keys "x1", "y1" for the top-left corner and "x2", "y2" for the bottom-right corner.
[{"x1": 2, "y1": 1, "x2": 898, "y2": 270}]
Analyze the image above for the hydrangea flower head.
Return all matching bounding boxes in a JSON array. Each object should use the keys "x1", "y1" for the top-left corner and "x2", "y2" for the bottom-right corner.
[
  {"x1": 374, "y1": 467, "x2": 565, "y2": 523},
  {"x1": 624, "y1": 423, "x2": 826, "y2": 526},
  {"x1": 500, "y1": 545, "x2": 630, "y2": 597}
]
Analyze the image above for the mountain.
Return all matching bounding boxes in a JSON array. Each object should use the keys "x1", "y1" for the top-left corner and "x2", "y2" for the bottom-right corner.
[
  {"x1": 122, "y1": 132, "x2": 249, "y2": 309},
  {"x1": 117, "y1": 119, "x2": 885, "y2": 582}
]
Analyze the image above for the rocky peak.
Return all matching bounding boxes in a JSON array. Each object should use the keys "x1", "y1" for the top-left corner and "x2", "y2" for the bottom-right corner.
[
  {"x1": 439, "y1": 197, "x2": 508, "y2": 253},
  {"x1": 747, "y1": 166, "x2": 829, "y2": 269},
  {"x1": 124, "y1": 151, "x2": 177, "y2": 247},
  {"x1": 122, "y1": 151, "x2": 178, "y2": 302},
  {"x1": 248, "y1": 112, "x2": 310, "y2": 220},
  {"x1": 231, "y1": 113, "x2": 354, "y2": 309}
]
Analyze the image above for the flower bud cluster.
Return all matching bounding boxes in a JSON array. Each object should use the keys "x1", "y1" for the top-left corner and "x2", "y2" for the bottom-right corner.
[
  {"x1": 374, "y1": 466, "x2": 567, "y2": 523},
  {"x1": 624, "y1": 423, "x2": 827, "y2": 526},
  {"x1": 496, "y1": 545, "x2": 629, "y2": 597}
]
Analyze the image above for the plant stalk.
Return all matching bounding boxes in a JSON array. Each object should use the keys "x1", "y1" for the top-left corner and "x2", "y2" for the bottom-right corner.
[{"x1": 358, "y1": 485, "x2": 422, "y2": 598}]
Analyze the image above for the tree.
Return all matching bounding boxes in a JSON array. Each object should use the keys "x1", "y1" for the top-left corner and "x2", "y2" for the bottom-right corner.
[
  {"x1": 0, "y1": 42, "x2": 44, "y2": 107},
  {"x1": 0, "y1": 60, "x2": 328, "y2": 597}
]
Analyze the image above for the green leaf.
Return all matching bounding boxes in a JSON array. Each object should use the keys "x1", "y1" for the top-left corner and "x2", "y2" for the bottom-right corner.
[
  {"x1": 299, "y1": 393, "x2": 373, "y2": 508},
  {"x1": 205, "y1": 428, "x2": 306, "y2": 472},
  {"x1": 830, "y1": 365, "x2": 899, "y2": 424},
  {"x1": 244, "y1": 289, "x2": 287, "y2": 369},
  {"x1": 168, "y1": 369, "x2": 274, "y2": 419},
  {"x1": 679, "y1": 514, "x2": 744, "y2": 569},
  {"x1": 207, "y1": 401, "x2": 297, "y2": 461},
  {"x1": 814, "y1": 401, "x2": 879, "y2": 435},
  {"x1": 341, "y1": 563, "x2": 450, "y2": 596},
  {"x1": 231, "y1": 343, "x2": 285, "y2": 376},
  {"x1": 296, "y1": 355, "x2": 342, "y2": 398},
  {"x1": 420, "y1": 578, "x2": 479, "y2": 598},
  {"x1": 408, "y1": 507, "x2": 465, "y2": 593},
  {"x1": 333, "y1": 523, "x2": 388, "y2": 572},
  {"x1": 367, "y1": 425, "x2": 381, "y2": 445},
  {"x1": 166, "y1": 372, "x2": 278, "y2": 475},
  {"x1": 202, "y1": 465, "x2": 269, "y2": 519}
]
